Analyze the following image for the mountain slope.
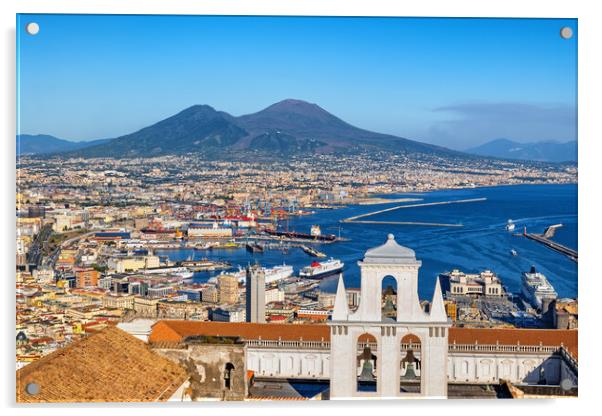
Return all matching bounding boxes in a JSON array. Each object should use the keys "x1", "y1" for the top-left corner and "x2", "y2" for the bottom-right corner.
[
  {"x1": 467, "y1": 139, "x2": 577, "y2": 163},
  {"x1": 71, "y1": 105, "x2": 248, "y2": 158},
  {"x1": 16, "y1": 135, "x2": 111, "y2": 155},
  {"x1": 59, "y1": 99, "x2": 466, "y2": 159},
  {"x1": 237, "y1": 99, "x2": 458, "y2": 155}
]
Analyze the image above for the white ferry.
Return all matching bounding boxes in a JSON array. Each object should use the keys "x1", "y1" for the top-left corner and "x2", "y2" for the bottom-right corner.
[
  {"x1": 521, "y1": 266, "x2": 558, "y2": 310},
  {"x1": 141, "y1": 266, "x2": 194, "y2": 280},
  {"x1": 505, "y1": 219, "x2": 516, "y2": 231},
  {"x1": 209, "y1": 264, "x2": 294, "y2": 285},
  {"x1": 299, "y1": 258, "x2": 344, "y2": 279}
]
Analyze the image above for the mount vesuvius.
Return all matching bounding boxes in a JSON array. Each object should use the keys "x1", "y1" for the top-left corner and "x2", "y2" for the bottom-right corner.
[{"x1": 54, "y1": 99, "x2": 466, "y2": 159}]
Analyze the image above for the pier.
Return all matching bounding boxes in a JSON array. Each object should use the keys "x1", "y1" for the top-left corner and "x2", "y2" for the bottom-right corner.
[
  {"x1": 543, "y1": 224, "x2": 563, "y2": 238},
  {"x1": 343, "y1": 220, "x2": 463, "y2": 227},
  {"x1": 340, "y1": 197, "x2": 487, "y2": 226},
  {"x1": 523, "y1": 227, "x2": 577, "y2": 262}
]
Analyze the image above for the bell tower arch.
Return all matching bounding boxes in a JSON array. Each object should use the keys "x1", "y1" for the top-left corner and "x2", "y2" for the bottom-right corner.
[{"x1": 329, "y1": 234, "x2": 450, "y2": 399}]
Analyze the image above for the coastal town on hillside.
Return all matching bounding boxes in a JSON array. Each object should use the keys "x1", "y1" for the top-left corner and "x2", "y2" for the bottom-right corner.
[{"x1": 16, "y1": 152, "x2": 578, "y2": 401}]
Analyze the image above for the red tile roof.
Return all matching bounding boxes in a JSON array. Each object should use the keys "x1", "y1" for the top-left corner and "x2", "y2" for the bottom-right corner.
[
  {"x1": 149, "y1": 320, "x2": 577, "y2": 358},
  {"x1": 17, "y1": 326, "x2": 188, "y2": 403},
  {"x1": 149, "y1": 320, "x2": 329, "y2": 343}
]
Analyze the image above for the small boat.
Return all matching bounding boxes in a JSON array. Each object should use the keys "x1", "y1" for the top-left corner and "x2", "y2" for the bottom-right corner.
[
  {"x1": 505, "y1": 219, "x2": 516, "y2": 231},
  {"x1": 301, "y1": 245, "x2": 327, "y2": 258},
  {"x1": 246, "y1": 242, "x2": 264, "y2": 253},
  {"x1": 510, "y1": 249, "x2": 518, "y2": 256}
]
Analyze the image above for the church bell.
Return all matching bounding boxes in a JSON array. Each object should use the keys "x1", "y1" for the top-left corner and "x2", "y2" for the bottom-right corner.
[
  {"x1": 359, "y1": 359, "x2": 376, "y2": 382},
  {"x1": 401, "y1": 362, "x2": 418, "y2": 380}
]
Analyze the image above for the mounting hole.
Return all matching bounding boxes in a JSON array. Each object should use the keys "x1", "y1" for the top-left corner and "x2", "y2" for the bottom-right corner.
[
  {"x1": 25, "y1": 382, "x2": 40, "y2": 395},
  {"x1": 560, "y1": 378, "x2": 573, "y2": 391},
  {"x1": 26, "y1": 22, "x2": 40, "y2": 35},
  {"x1": 560, "y1": 27, "x2": 573, "y2": 40}
]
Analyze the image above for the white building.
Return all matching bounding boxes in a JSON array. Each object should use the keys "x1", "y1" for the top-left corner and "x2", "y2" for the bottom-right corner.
[
  {"x1": 265, "y1": 287, "x2": 285, "y2": 304},
  {"x1": 442, "y1": 269, "x2": 504, "y2": 297},
  {"x1": 188, "y1": 223, "x2": 233, "y2": 238}
]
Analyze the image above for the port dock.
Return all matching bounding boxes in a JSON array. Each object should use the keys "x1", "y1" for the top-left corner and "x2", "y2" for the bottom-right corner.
[
  {"x1": 343, "y1": 220, "x2": 463, "y2": 227},
  {"x1": 523, "y1": 226, "x2": 577, "y2": 262},
  {"x1": 340, "y1": 197, "x2": 487, "y2": 226}
]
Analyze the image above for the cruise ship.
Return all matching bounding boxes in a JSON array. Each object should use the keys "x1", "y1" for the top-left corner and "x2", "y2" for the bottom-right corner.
[
  {"x1": 141, "y1": 266, "x2": 194, "y2": 281},
  {"x1": 209, "y1": 264, "x2": 294, "y2": 285},
  {"x1": 299, "y1": 258, "x2": 344, "y2": 279},
  {"x1": 521, "y1": 266, "x2": 558, "y2": 310}
]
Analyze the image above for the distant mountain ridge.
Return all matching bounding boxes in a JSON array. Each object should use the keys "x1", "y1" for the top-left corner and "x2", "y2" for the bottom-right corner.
[
  {"x1": 16, "y1": 134, "x2": 111, "y2": 156},
  {"x1": 47, "y1": 99, "x2": 464, "y2": 159},
  {"x1": 466, "y1": 138, "x2": 577, "y2": 163}
]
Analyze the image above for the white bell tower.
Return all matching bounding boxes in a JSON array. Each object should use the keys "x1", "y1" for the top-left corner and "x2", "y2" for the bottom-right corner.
[{"x1": 329, "y1": 234, "x2": 450, "y2": 399}]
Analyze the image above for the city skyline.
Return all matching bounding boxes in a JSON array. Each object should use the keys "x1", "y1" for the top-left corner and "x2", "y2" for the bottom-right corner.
[{"x1": 17, "y1": 15, "x2": 577, "y2": 149}]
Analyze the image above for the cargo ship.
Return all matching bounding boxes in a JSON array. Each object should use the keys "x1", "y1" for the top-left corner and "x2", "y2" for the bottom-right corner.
[
  {"x1": 209, "y1": 264, "x2": 294, "y2": 285},
  {"x1": 521, "y1": 266, "x2": 558, "y2": 310},
  {"x1": 179, "y1": 259, "x2": 231, "y2": 271},
  {"x1": 265, "y1": 229, "x2": 337, "y2": 242},
  {"x1": 299, "y1": 258, "x2": 344, "y2": 279}
]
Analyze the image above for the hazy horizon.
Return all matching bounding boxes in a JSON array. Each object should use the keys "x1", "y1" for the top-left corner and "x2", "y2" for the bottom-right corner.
[{"x1": 17, "y1": 15, "x2": 577, "y2": 150}]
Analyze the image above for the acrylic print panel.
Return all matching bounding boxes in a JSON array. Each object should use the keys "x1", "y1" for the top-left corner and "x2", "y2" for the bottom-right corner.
[{"x1": 15, "y1": 14, "x2": 577, "y2": 402}]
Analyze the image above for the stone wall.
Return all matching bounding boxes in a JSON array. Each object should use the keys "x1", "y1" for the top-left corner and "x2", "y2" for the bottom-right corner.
[{"x1": 154, "y1": 341, "x2": 247, "y2": 401}]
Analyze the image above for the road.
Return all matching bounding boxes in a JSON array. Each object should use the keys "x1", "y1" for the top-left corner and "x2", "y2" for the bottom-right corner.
[{"x1": 26, "y1": 224, "x2": 53, "y2": 267}]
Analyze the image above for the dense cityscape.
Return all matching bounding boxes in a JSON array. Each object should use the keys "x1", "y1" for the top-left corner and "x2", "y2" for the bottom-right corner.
[{"x1": 16, "y1": 153, "x2": 577, "y2": 392}]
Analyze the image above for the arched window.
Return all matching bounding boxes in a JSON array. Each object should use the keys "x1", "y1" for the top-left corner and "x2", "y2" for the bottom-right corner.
[
  {"x1": 357, "y1": 333, "x2": 378, "y2": 393},
  {"x1": 381, "y1": 276, "x2": 397, "y2": 322},
  {"x1": 400, "y1": 334, "x2": 421, "y2": 393},
  {"x1": 224, "y1": 362, "x2": 235, "y2": 390}
]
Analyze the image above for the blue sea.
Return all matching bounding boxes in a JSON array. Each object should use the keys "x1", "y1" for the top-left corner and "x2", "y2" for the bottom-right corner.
[{"x1": 157, "y1": 184, "x2": 577, "y2": 300}]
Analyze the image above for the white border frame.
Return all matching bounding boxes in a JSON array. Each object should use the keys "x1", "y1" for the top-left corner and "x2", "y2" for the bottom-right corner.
[{"x1": 2, "y1": 1, "x2": 600, "y2": 415}]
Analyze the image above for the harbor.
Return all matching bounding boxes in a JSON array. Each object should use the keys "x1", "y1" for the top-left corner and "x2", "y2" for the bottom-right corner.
[{"x1": 151, "y1": 184, "x2": 576, "y2": 300}]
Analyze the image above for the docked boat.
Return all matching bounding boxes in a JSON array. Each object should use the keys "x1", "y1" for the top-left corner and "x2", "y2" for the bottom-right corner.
[
  {"x1": 265, "y1": 229, "x2": 337, "y2": 242},
  {"x1": 301, "y1": 245, "x2": 327, "y2": 258},
  {"x1": 521, "y1": 266, "x2": 558, "y2": 310},
  {"x1": 505, "y1": 219, "x2": 516, "y2": 231},
  {"x1": 246, "y1": 242, "x2": 264, "y2": 253},
  {"x1": 179, "y1": 259, "x2": 231, "y2": 271},
  {"x1": 141, "y1": 266, "x2": 194, "y2": 280},
  {"x1": 209, "y1": 263, "x2": 294, "y2": 285},
  {"x1": 299, "y1": 258, "x2": 344, "y2": 279}
]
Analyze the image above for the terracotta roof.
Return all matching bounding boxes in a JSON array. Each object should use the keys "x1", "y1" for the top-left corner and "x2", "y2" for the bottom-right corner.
[
  {"x1": 17, "y1": 326, "x2": 188, "y2": 403},
  {"x1": 150, "y1": 321, "x2": 577, "y2": 358},
  {"x1": 149, "y1": 320, "x2": 330, "y2": 343}
]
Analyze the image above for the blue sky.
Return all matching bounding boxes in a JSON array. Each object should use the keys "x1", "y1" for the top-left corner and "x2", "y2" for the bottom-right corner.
[{"x1": 17, "y1": 15, "x2": 577, "y2": 149}]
